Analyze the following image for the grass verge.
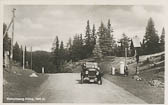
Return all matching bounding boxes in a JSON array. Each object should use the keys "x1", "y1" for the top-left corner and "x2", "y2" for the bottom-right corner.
[
  {"x1": 100, "y1": 55, "x2": 164, "y2": 104},
  {"x1": 3, "y1": 66, "x2": 48, "y2": 103}
]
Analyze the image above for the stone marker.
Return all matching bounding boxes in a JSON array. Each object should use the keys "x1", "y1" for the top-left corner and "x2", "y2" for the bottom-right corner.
[{"x1": 42, "y1": 67, "x2": 45, "y2": 73}]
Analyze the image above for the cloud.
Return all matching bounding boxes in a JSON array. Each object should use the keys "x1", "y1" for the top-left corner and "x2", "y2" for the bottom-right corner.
[
  {"x1": 48, "y1": 10, "x2": 64, "y2": 17},
  {"x1": 107, "y1": 5, "x2": 165, "y2": 40},
  {"x1": 3, "y1": 5, "x2": 165, "y2": 52},
  {"x1": 21, "y1": 18, "x2": 43, "y2": 29}
]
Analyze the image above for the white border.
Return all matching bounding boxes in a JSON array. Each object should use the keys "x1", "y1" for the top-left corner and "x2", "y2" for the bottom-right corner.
[
  {"x1": 0, "y1": 0, "x2": 167, "y2": 5},
  {"x1": 0, "y1": 0, "x2": 167, "y2": 105}
]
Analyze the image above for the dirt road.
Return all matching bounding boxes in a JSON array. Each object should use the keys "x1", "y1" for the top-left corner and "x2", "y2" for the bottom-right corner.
[{"x1": 35, "y1": 73, "x2": 147, "y2": 103}]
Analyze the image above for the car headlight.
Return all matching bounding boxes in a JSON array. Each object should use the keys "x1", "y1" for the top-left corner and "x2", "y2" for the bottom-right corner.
[
  {"x1": 85, "y1": 71, "x2": 88, "y2": 74},
  {"x1": 96, "y1": 71, "x2": 99, "y2": 75}
]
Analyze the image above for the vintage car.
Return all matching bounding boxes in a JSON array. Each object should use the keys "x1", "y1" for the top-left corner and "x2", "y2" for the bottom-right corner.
[{"x1": 81, "y1": 62, "x2": 102, "y2": 85}]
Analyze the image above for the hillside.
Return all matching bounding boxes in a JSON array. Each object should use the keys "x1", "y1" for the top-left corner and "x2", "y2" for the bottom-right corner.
[
  {"x1": 31, "y1": 51, "x2": 56, "y2": 73},
  {"x1": 3, "y1": 63, "x2": 48, "y2": 103}
]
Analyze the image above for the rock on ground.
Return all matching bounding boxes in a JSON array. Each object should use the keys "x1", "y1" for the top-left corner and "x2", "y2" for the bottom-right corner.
[{"x1": 29, "y1": 73, "x2": 38, "y2": 77}]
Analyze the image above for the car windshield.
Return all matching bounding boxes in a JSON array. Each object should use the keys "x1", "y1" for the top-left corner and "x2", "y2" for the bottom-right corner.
[{"x1": 85, "y1": 62, "x2": 98, "y2": 68}]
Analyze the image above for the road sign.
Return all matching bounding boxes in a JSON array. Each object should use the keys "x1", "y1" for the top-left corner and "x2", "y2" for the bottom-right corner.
[{"x1": 132, "y1": 36, "x2": 141, "y2": 47}]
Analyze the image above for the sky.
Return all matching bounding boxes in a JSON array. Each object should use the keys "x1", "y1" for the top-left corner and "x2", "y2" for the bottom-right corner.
[{"x1": 3, "y1": 5, "x2": 166, "y2": 52}]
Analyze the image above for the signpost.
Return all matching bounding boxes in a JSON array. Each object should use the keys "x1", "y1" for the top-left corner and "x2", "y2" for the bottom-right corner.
[
  {"x1": 125, "y1": 48, "x2": 127, "y2": 67},
  {"x1": 117, "y1": 40, "x2": 129, "y2": 75},
  {"x1": 132, "y1": 35, "x2": 141, "y2": 74},
  {"x1": 132, "y1": 36, "x2": 141, "y2": 48}
]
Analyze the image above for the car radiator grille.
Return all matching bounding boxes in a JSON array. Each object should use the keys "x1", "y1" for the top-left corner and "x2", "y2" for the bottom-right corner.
[{"x1": 88, "y1": 71, "x2": 96, "y2": 77}]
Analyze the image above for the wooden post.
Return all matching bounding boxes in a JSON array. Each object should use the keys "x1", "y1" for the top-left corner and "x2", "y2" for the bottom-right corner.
[
  {"x1": 10, "y1": 8, "x2": 16, "y2": 60},
  {"x1": 124, "y1": 48, "x2": 129, "y2": 76},
  {"x1": 3, "y1": 18, "x2": 13, "y2": 38},
  {"x1": 125, "y1": 48, "x2": 127, "y2": 66},
  {"x1": 135, "y1": 49, "x2": 139, "y2": 75},
  {"x1": 31, "y1": 46, "x2": 33, "y2": 70},
  {"x1": 132, "y1": 36, "x2": 141, "y2": 75},
  {"x1": 9, "y1": 8, "x2": 16, "y2": 70},
  {"x1": 23, "y1": 46, "x2": 25, "y2": 70}
]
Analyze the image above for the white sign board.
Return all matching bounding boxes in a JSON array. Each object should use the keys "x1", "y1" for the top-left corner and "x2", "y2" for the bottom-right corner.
[{"x1": 132, "y1": 36, "x2": 141, "y2": 47}]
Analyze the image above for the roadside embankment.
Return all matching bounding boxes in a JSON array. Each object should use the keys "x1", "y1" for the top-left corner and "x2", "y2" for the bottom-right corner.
[
  {"x1": 3, "y1": 65, "x2": 48, "y2": 103},
  {"x1": 99, "y1": 52, "x2": 164, "y2": 104}
]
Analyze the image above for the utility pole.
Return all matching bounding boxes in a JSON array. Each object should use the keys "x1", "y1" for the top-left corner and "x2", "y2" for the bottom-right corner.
[
  {"x1": 23, "y1": 46, "x2": 25, "y2": 70},
  {"x1": 10, "y1": 8, "x2": 16, "y2": 60},
  {"x1": 3, "y1": 18, "x2": 13, "y2": 38},
  {"x1": 31, "y1": 46, "x2": 33, "y2": 70},
  {"x1": 9, "y1": 8, "x2": 16, "y2": 70}
]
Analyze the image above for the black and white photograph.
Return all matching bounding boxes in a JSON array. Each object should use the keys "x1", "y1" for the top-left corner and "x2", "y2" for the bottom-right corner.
[{"x1": 1, "y1": 2, "x2": 167, "y2": 104}]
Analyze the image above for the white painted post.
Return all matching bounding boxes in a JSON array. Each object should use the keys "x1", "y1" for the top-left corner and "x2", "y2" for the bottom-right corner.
[
  {"x1": 112, "y1": 67, "x2": 115, "y2": 75},
  {"x1": 120, "y1": 61, "x2": 125, "y2": 74},
  {"x1": 42, "y1": 67, "x2": 44, "y2": 73}
]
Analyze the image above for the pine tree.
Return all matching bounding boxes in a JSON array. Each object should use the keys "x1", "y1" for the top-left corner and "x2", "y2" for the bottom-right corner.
[
  {"x1": 120, "y1": 33, "x2": 130, "y2": 48},
  {"x1": 3, "y1": 23, "x2": 11, "y2": 57},
  {"x1": 144, "y1": 17, "x2": 159, "y2": 54},
  {"x1": 92, "y1": 35, "x2": 103, "y2": 61},
  {"x1": 107, "y1": 19, "x2": 115, "y2": 55},
  {"x1": 98, "y1": 21, "x2": 107, "y2": 56},
  {"x1": 91, "y1": 24, "x2": 96, "y2": 45},
  {"x1": 20, "y1": 45, "x2": 23, "y2": 65},
  {"x1": 71, "y1": 34, "x2": 84, "y2": 61},
  {"x1": 67, "y1": 37, "x2": 72, "y2": 49},
  {"x1": 59, "y1": 41, "x2": 65, "y2": 66},
  {"x1": 160, "y1": 27, "x2": 165, "y2": 51},
  {"x1": 98, "y1": 20, "x2": 114, "y2": 56},
  {"x1": 66, "y1": 37, "x2": 72, "y2": 61},
  {"x1": 13, "y1": 42, "x2": 21, "y2": 62},
  {"x1": 25, "y1": 46, "x2": 29, "y2": 67},
  {"x1": 130, "y1": 39, "x2": 135, "y2": 56},
  {"x1": 84, "y1": 20, "x2": 92, "y2": 57},
  {"x1": 52, "y1": 36, "x2": 60, "y2": 72},
  {"x1": 160, "y1": 27, "x2": 165, "y2": 44},
  {"x1": 86, "y1": 24, "x2": 97, "y2": 57},
  {"x1": 79, "y1": 34, "x2": 85, "y2": 59},
  {"x1": 119, "y1": 33, "x2": 130, "y2": 56},
  {"x1": 85, "y1": 20, "x2": 91, "y2": 45}
]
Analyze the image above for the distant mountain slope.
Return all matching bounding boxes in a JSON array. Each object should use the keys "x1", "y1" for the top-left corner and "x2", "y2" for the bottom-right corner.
[{"x1": 32, "y1": 50, "x2": 56, "y2": 73}]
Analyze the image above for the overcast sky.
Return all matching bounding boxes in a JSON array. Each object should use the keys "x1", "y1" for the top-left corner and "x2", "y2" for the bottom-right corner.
[{"x1": 4, "y1": 5, "x2": 166, "y2": 52}]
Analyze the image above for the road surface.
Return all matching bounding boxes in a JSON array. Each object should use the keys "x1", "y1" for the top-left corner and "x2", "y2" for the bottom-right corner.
[{"x1": 35, "y1": 73, "x2": 147, "y2": 103}]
